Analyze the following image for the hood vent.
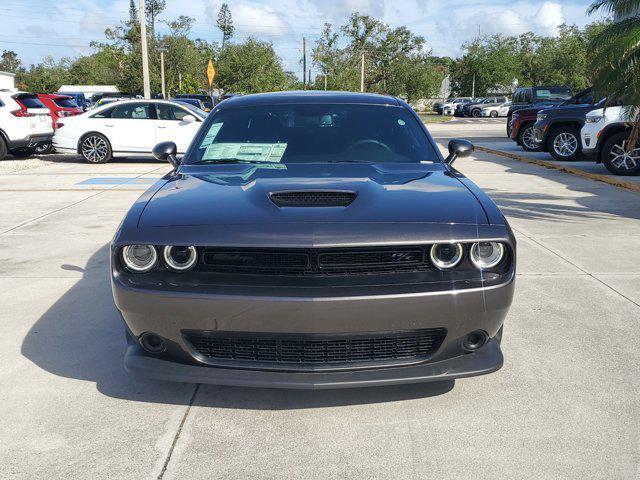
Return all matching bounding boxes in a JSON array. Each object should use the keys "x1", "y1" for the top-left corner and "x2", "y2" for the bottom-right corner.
[{"x1": 269, "y1": 190, "x2": 357, "y2": 207}]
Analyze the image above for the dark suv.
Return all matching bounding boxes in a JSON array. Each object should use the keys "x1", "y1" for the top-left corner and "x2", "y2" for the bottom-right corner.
[
  {"x1": 507, "y1": 86, "x2": 573, "y2": 136},
  {"x1": 532, "y1": 89, "x2": 606, "y2": 161}
]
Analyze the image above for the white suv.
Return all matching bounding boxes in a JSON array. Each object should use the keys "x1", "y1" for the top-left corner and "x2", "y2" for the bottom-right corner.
[
  {"x1": 0, "y1": 91, "x2": 53, "y2": 160},
  {"x1": 582, "y1": 106, "x2": 639, "y2": 176}
]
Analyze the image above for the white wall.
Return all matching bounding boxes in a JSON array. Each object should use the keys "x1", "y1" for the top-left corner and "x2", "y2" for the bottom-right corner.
[{"x1": 0, "y1": 71, "x2": 16, "y2": 91}]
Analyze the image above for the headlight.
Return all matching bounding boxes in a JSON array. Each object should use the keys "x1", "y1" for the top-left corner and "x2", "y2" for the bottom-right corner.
[
  {"x1": 163, "y1": 245, "x2": 198, "y2": 272},
  {"x1": 470, "y1": 242, "x2": 505, "y2": 269},
  {"x1": 537, "y1": 113, "x2": 547, "y2": 121},
  {"x1": 585, "y1": 115, "x2": 603, "y2": 124},
  {"x1": 121, "y1": 245, "x2": 157, "y2": 273},
  {"x1": 430, "y1": 243, "x2": 463, "y2": 269}
]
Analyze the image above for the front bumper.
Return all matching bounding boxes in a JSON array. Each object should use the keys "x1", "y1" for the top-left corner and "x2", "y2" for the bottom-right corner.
[
  {"x1": 113, "y1": 271, "x2": 514, "y2": 388},
  {"x1": 124, "y1": 337, "x2": 503, "y2": 389}
]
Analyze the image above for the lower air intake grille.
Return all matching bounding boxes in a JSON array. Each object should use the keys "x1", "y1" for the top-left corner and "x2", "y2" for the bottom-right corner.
[
  {"x1": 184, "y1": 329, "x2": 446, "y2": 368},
  {"x1": 270, "y1": 190, "x2": 356, "y2": 207}
]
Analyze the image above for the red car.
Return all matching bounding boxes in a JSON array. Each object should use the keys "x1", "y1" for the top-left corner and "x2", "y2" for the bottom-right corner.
[
  {"x1": 36, "y1": 94, "x2": 84, "y2": 154},
  {"x1": 508, "y1": 107, "x2": 545, "y2": 152}
]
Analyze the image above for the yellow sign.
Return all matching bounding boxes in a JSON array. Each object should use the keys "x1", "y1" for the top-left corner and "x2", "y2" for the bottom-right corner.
[{"x1": 207, "y1": 59, "x2": 216, "y2": 86}]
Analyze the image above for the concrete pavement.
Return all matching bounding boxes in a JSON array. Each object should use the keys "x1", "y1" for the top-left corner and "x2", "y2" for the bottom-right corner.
[{"x1": 1, "y1": 145, "x2": 639, "y2": 479}]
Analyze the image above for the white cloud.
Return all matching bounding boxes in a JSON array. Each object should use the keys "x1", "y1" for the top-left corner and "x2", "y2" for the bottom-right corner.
[{"x1": 534, "y1": 1, "x2": 565, "y2": 35}]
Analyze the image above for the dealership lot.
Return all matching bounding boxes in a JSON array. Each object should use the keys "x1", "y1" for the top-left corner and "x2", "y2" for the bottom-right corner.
[{"x1": 1, "y1": 133, "x2": 639, "y2": 479}]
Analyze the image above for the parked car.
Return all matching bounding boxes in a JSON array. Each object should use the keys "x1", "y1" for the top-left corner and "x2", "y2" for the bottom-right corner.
[
  {"x1": 481, "y1": 102, "x2": 511, "y2": 118},
  {"x1": 435, "y1": 97, "x2": 471, "y2": 115},
  {"x1": 463, "y1": 97, "x2": 509, "y2": 118},
  {"x1": 173, "y1": 98, "x2": 207, "y2": 111},
  {"x1": 215, "y1": 93, "x2": 242, "y2": 106},
  {"x1": 36, "y1": 94, "x2": 84, "y2": 154},
  {"x1": 508, "y1": 107, "x2": 545, "y2": 151},
  {"x1": 531, "y1": 89, "x2": 606, "y2": 161},
  {"x1": 0, "y1": 91, "x2": 53, "y2": 160},
  {"x1": 57, "y1": 92, "x2": 88, "y2": 111},
  {"x1": 581, "y1": 106, "x2": 639, "y2": 176},
  {"x1": 507, "y1": 86, "x2": 573, "y2": 135},
  {"x1": 175, "y1": 94, "x2": 214, "y2": 111},
  {"x1": 53, "y1": 99, "x2": 206, "y2": 163},
  {"x1": 113, "y1": 91, "x2": 515, "y2": 388},
  {"x1": 455, "y1": 98, "x2": 483, "y2": 117}
]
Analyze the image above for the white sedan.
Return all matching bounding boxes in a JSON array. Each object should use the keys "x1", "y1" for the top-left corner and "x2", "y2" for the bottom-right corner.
[
  {"x1": 53, "y1": 99, "x2": 206, "y2": 163},
  {"x1": 480, "y1": 102, "x2": 511, "y2": 118}
]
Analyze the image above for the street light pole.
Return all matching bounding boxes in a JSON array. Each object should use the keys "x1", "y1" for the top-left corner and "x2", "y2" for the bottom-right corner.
[
  {"x1": 139, "y1": 0, "x2": 150, "y2": 99},
  {"x1": 158, "y1": 47, "x2": 167, "y2": 99},
  {"x1": 360, "y1": 51, "x2": 365, "y2": 92}
]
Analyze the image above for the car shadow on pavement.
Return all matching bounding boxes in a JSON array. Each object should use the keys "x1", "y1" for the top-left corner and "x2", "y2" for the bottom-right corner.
[
  {"x1": 34, "y1": 153, "x2": 161, "y2": 164},
  {"x1": 475, "y1": 158, "x2": 640, "y2": 224},
  {"x1": 20, "y1": 244, "x2": 454, "y2": 409}
]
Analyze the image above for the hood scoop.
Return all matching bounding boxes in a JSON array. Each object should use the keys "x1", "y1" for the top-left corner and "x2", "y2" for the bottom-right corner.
[{"x1": 269, "y1": 190, "x2": 357, "y2": 207}]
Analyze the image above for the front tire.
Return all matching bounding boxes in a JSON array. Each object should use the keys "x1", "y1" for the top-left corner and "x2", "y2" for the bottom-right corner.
[
  {"x1": 490, "y1": 110, "x2": 498, "y2": 118},
  {"x1": 518, "y1": 123, "x2": 542, "y2": 152},
  {"x1": 547, "y1": 126, "x2": 581, "y2": 161},
  {"x1": 602, "y1": 132, "x2": 640, "y2": 176},
  {"x1": 472, "y1": 108, "x2": 481, "y2": 118},
  {"x1": 80, "y1": 133, "x2": 112, "y2": 164}
]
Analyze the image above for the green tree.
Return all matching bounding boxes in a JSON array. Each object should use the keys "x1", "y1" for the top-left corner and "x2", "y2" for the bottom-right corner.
[
  {"x1": 588, "y1": 0, "x2": 640, "y2": 148},
  {"x1": 217, "y1": 3, "x2": 235, "y2": 48},
  {"x1": 145, "y1": 0, "x2": 166, "y2": 35},
  {"x1": 216, "y1": 38, "x2": 294, "y2": 93},
  {"x1": 0, "y1": 50, "x2": 22, "y2": 73}
]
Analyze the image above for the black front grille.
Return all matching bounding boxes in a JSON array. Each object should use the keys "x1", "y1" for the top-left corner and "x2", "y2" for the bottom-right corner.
[
  {"x1": 199, "y1": 247, "x2": 432, "y2": 275},
  {"x1": 184, "y1": 329, "x2": 446, "y2": 368},
  {"x1": 270, "y1": 190, "x2": 356, "y2": 207}
]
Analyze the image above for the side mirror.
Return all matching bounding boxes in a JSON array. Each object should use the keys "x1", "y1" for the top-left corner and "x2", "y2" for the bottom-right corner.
[
  {"x1": 181, "y1": 114, "x2": 196, "y2": 124},
  {"x1": 445, "y1": 139, "x2": 474, "y2": 165},
  {"x1": 152, "y1": 141, "x2": 180, "y2": 168}
]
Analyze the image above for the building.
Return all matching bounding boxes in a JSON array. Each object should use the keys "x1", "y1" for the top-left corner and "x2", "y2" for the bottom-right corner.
[
  {"x1": 58, "y1": 85, "x2": 119, "y2": 99},
  {"x1": 0, "y1": 71, "x2": 16, "y2": 91}
]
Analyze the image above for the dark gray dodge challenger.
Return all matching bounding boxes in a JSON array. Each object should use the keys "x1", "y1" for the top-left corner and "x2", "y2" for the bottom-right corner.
[{"x1": 111, "y1": 91, "x2": 516, "y2": 389}]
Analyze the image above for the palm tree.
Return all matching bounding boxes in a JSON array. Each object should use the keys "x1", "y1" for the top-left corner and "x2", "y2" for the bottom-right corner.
[{"x1": 588, "y1": 0, "x2": 640, "y2": 149}]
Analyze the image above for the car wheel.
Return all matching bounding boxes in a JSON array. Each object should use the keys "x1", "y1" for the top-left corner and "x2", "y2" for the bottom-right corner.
[
  {"x1": 490, "y1": 110, "x2": 498, "y2": 118},
  {"x1": 34, "y1": 142, "x2": 53, "y2": 155},
  {"x1": 547, "y1": 126, "x2": 581, "y2": 161},
  {"x1": 518, "y1": 123, "x2": 542, "y2": 152},
  {"x1": 0, "y1": 137, "x2": 7, "y2": 160},
  {"x1": 472, "y1": 108, "x2": 481, "y2": 118},
  {"x1": 80, "y1": 133, "x2": 112, "y2": 164},
  {"x1": 601, "y1": 132, "x2": 640, "y2": 176}
]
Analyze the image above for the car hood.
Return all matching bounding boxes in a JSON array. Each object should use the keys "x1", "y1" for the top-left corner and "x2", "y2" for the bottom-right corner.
[
  {"x1": 138, "y1": 163, "x2": 488, "y2": 227},
  {"x1": 539, "y1": 103, "x2": 596, "y2": 114}
]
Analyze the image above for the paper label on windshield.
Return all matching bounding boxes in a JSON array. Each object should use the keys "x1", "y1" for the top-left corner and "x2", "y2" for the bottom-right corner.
[
  {"x1": 200, "y1": 122, "x2": 223, "y2": 148},
  {"x1": 202, "y1": 143, "x2": 287, "y2": 162}
]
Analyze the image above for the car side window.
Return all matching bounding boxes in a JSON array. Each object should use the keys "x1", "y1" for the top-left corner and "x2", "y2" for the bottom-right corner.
[
  {"x1": 111, "y1": 103, "x2": 152, "y2": 119},
  {"x1": 92, "y1": 106, "x2": 115, "y2": 118},
  {"x1": 524, "y1": 89, "x2": 533, "y2": 103},
  {"x1": 156, "y1": 104, "x2": 192, "y2": 121}
]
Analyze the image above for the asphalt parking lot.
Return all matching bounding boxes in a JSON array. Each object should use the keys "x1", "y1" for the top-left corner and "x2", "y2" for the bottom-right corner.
[{"x1": 1, "y1": 124, "x2": 639, "y2": 479}]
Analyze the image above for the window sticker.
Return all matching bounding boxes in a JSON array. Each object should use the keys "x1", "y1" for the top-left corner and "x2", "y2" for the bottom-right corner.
[
  {"x1": 200, "y1": 122, "x2": 223, "y2": 148},
  {"x1": 203, "y1": 143, "x2": 287, "y2": 162}
]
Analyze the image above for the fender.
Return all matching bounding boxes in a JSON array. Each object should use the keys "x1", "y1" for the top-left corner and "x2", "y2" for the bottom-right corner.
[{"x1": 595, "y1": 123, "x2": 632, "y2": 163}]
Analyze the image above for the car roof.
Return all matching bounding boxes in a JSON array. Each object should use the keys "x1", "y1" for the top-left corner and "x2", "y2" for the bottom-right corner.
[
  {"x1": 38, "y1": 93, "x2": 72, "y2": 99},
  {"x1": 90, "y1": 98, "x2": 206, "y2": 116},
  {"x1": 220, "y1": 90, "x2": 401, "y2": 108}
]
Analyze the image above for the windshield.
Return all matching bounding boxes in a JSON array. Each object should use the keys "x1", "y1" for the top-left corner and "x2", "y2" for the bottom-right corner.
[
  {"x1": 179, "y1": 102, "x2": 207, "y2": 118},
  {"x1": 535, "y1": 87, "x2": 572, "y2": 101},
  {"x1": 187, "y1": 104, "x2": 436, "y2": 165}
]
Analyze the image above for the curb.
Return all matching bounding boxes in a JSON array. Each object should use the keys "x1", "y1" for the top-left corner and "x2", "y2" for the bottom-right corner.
[{"x1": 476, "y1": 145, "x2": 640, "y2": 194}]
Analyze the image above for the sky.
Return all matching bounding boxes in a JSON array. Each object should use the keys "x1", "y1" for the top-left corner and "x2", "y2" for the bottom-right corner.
[{"x1": 1, "y1": 0, "x2": 606, "y2": 78}]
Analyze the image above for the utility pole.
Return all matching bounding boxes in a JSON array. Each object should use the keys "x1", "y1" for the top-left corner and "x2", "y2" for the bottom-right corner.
[
  {"x1": 178, "y1": 73, "x2": 182, "y2": 93},
  {"x1": 139, "y1": 0, "x2": 151, "y2": 99},
  {"x1": 158, "y1": 47, "x2": 167, "y2": 99},
  {"x1": 308, "y1": 69, "x2": 312, "y2": 86},
  {"x1": 324, "y1": 73, "x2": 327, "y2": 91},
  {"x1": 360, "y1": 51, "x2": 365, "y2": 93},
  {"x1": 302, "y1": 37, "x2": 307, "y2": 89},
  {"x1": 472, "y1": 74, "x2": 476, "y2": 98}
]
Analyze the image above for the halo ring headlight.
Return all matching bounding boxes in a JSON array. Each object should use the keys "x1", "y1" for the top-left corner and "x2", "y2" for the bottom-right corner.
[
  {"x1": 121, "y1": 245, "x2": 157, "y2": 273},
  {"x1": 430, "y1": 243, "x2": 463, "y2": 270},
  {"x1": 470, "y1": 242, "x2": 505, "y2": 269},
  {"x1": 163, "y1": 245, "x2": 198, "y2": 272}
]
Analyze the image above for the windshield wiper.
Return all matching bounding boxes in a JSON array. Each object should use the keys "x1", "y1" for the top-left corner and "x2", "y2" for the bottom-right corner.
[{"x1": 193, "y1": 158, "x2": 269, "y2": 165}]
